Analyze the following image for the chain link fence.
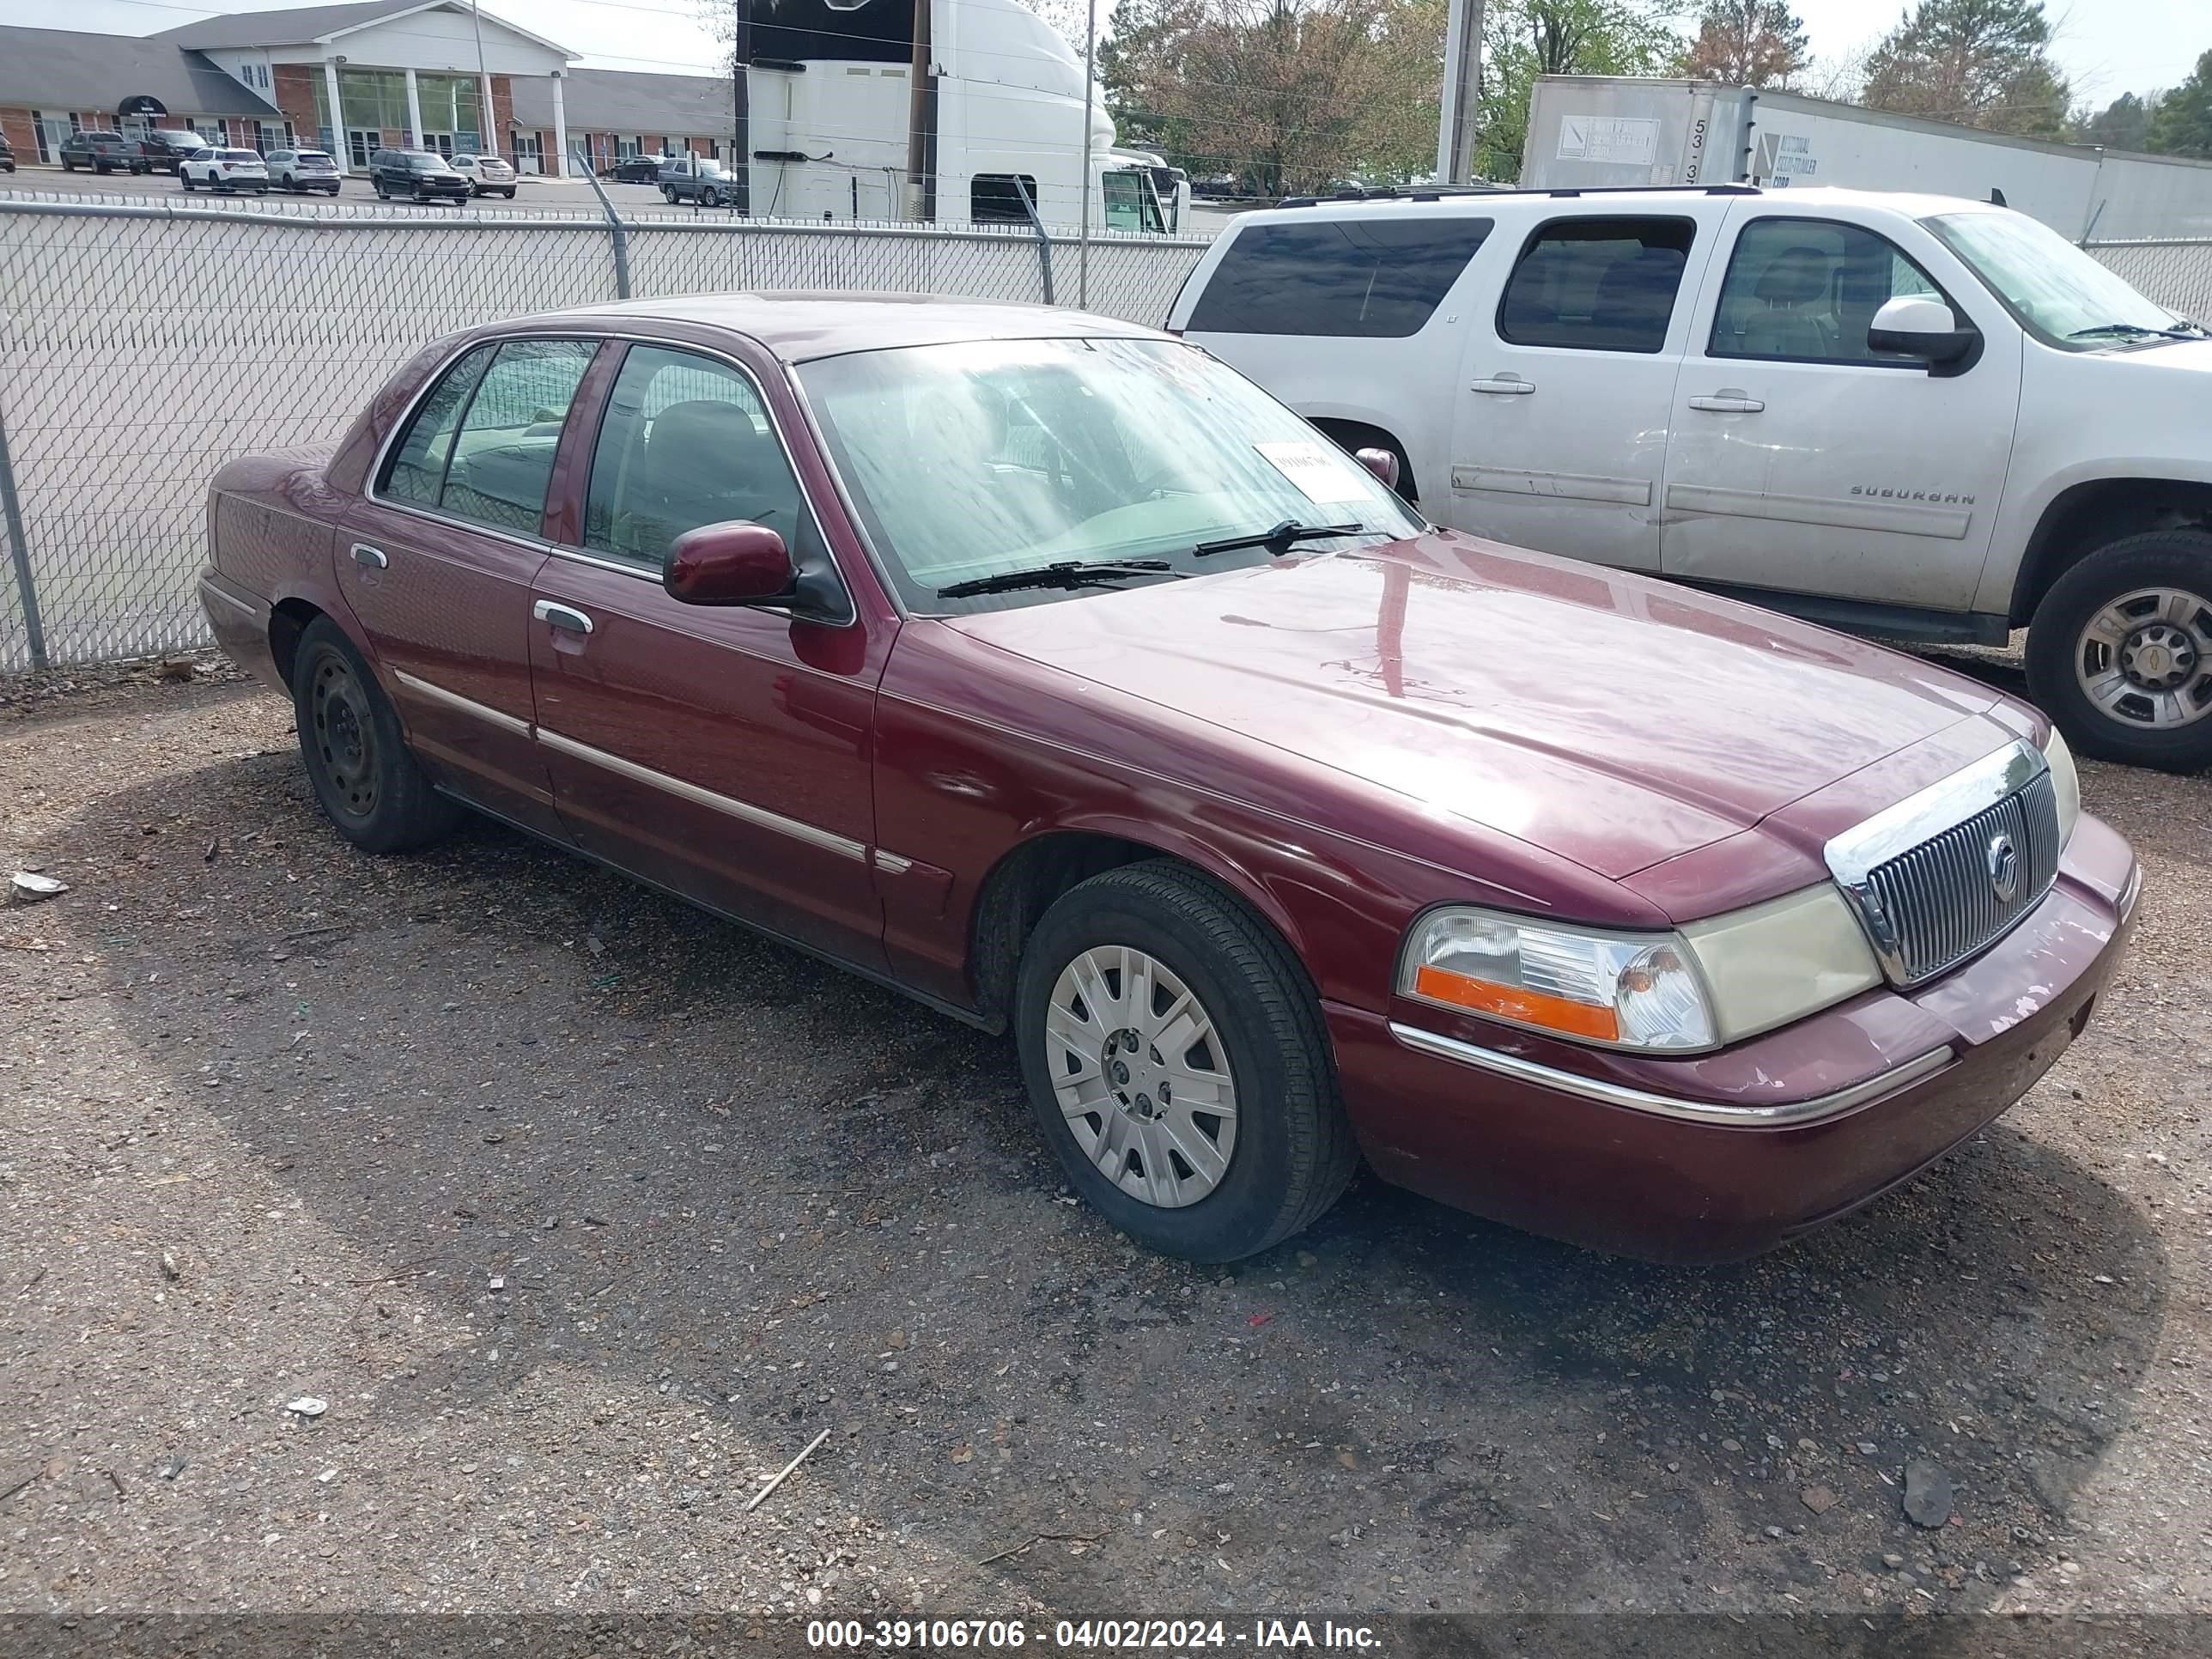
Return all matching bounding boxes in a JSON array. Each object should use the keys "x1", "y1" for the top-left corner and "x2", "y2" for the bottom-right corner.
[
  {"x1": 2082, "y1": 238, "x2": 2212, "y2": 326},
  {"x1": 0, "y1": 191, "x2": 1212, "y2": 671}
]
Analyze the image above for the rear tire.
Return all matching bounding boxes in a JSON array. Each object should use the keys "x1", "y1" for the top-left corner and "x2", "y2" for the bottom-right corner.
[
  {"x1": 2027, "y1": 530, "x2": 2212, "y2": 772},
  {"x1": 1014, "y1": 861, "x2": 1358, "y2": 1262},
  {"x1": 290, "y1": 618, "x2": 462, "y2": 854}
]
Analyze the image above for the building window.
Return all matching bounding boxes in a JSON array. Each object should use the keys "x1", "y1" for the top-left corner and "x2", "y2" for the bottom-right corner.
[{"x1": 616, "y1": 135, "x2": 640, "y2": 160}]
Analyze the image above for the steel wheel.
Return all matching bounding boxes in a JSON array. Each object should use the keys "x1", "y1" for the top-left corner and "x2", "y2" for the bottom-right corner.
[
  {"x1": 307, "y1": 648, "x2": 380, "y2": 822},
  {"x1": 2075, "y1": 586, "x2": 2212, "y2": 732},
  {"x1": 1044, "y1": 944, "x2": 1238, "y2": 1209}
]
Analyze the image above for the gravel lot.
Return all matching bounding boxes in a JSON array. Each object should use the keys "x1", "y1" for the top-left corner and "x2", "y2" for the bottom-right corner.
[{"x1": 3, "y1": 662, "x2": 2209, "y2": 1621}]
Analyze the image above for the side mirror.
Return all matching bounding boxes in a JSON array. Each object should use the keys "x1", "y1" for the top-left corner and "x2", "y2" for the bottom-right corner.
[
  {"x1": 1868, "y1": 296, "x2": 1978, "y2": 369},
  {"x1": 664, "y1": 520, "x2": 796, "y2": 606},
  {"x1": 1354, "y1": 447, "x2": 1401, "y2": 490}
]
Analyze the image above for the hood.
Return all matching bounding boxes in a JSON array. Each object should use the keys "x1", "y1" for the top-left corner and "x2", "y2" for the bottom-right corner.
[{"x1": 945, "y1": 532, "x2": 2008, "y2": 881}]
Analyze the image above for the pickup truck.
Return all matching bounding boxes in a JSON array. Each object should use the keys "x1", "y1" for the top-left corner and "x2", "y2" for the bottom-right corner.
[{"x1": 1170, "y1": 183, "x2": 2212, "y2": 770}]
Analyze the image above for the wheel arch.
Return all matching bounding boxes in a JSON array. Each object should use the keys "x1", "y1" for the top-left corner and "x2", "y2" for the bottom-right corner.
[
  {"x1": 966, "y1": 823, "x2": 1312, "y2": 1026},
  {"x1": 266, "y1": 596, "x2": 331, "y2": 690},
  {"x1": 2014, "y1": 476, "x2": 2212, "y2": 627}
]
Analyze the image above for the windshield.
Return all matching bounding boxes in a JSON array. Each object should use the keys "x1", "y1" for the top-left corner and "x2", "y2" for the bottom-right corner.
[
  {"x1": 797, "y1": 336, "x2": 1422, "y2": 611},
  {"x1": 1925, "y1": 210, "x2": 2191, "y2": 348}
]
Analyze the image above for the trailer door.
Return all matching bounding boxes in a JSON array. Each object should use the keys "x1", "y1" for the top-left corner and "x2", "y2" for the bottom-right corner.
[{"x1": 1660, "y1": 204, "x2": 2021, "y2": 613}]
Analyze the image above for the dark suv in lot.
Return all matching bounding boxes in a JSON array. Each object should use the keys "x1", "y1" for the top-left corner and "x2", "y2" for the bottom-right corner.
[
  {"x1": 368, "y1": 148, "x2": 471, "y2": 204},
  {"x1": 60, "y1": 131, "x2": 149, "y2": 174},
  {"x1": 134, "y1": 130, "x2": 210, "y2": 173},
  {"x1": 0, "y1": 134, "x2": 14, "y2": 173}
]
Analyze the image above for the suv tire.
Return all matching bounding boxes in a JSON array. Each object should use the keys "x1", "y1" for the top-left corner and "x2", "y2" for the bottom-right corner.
[
  {"x1": 2027, "y1": 528, "x2": 2212, "y2": 772},
  {"x1": 1014, "y1": 860, "x2": 1358, "y2": 1262},
  {"x1": 290, "y1": 617, "x2": 462, "y2": 854}
]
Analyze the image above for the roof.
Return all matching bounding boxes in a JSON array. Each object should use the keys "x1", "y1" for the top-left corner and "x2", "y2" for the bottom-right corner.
[
  {"x1": 531, "y1": 293, "x2": 1164, "y2": 364},
  {"x1": 156, "y1": 1, "x2": 571, "y2": 57},
  {"x1": 0, "y1": 26, "x2": 281, "y2": 117},
  {"x1": 509, "y1": 68, "x2": 732, "y2": 135},
  {"x1": 1237, "y1": 181, "x2": 2010, "y2": 226}
]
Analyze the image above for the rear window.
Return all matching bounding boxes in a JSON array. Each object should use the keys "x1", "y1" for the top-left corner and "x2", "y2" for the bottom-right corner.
[
  {"x1": 1185, "y1": 215, "x2": 1493, "y2": 338},
  {"x1": 218, "y1": 150, "x2": 259, "y2": 163}
]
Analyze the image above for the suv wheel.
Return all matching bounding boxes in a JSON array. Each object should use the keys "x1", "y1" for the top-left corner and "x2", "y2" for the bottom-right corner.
[
  {"x1": 290, "y1": 618, "x2": 462, "y2": 853},
  {"x1": 2027, "y1": 528, "x2": 2212, "y2": 772},
  {"x1": 181, "y1": 171, "x2": 196, "y2": 191},
  {"x1": 1013, "y1": 861, "x2": 1358, "y2": 1261}
]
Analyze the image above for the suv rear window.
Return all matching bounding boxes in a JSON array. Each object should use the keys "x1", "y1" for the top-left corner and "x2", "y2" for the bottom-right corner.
[{"x1": 1186, "y1": 216, "x2": 1493, "y2": 338}]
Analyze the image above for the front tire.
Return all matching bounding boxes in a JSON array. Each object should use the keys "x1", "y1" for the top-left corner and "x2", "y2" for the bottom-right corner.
[
  {"x1": 2027, "y1": 529, "x2": 2212, "y2": 772},
  {"x1": 290, "y1": 618, "x2": 461, "y2": 854},
  {"x1": 1015, "y1": 861, "x2": 1358, "y2": 1262},
  {"x1": 181, "y1": 172, "x2": 195, "y2": 191}
]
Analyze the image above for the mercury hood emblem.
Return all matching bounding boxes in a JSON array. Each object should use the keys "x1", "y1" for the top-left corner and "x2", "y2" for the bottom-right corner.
[{"x1": 1987, "y1": 832, "x2": 2021, "y2": 904}]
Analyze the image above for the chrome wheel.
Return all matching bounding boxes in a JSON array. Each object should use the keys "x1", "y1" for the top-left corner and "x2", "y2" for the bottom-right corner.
[
  {"x1": 2076, "y1": 586, "x2": 2212, "y2": 732},
  {"x1": 1044, "y1": 945, "x2": 1238, "y2": 1208}
]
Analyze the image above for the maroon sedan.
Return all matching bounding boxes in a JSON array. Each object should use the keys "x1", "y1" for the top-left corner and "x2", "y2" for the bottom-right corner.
[{"x1": 197, "y1": 295, "x2": 2140, "y2": 1263}]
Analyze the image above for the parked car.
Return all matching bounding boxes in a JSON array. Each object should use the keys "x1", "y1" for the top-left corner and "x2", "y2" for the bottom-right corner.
[
  {"x1": 449, "y1": 152, "x2": 518, "y2": 198},
  {"x1": 266, "y1": 148, "x2": 341, "y2": 194},
  {"x1": 179, "y1": 149, "x2": 270, "y2": 193},
  {"x1": 603, "y1": 154, "x2": 669, "y2": 184},
  {"x1": 660, "y1": 155, "x2": 737, "y2": 208},
  {"x1": 1171, "y1": 184, "x2": 2212, "y2": 772},
  {"x1": 369, "y1": 149, "x2": 471, "y2": 204},
  {"x1": 195, "y1": 297, "x2": 2138, "y2": 1265},
  {"x1": 135, "y1": 129, "x2": 210, "y2": 173},
  {"x1": 59, "y1": 131, "x2": 148, "y2": 175},
  {"x1": 0, "y1": 135, "x2": 14, "y2": 174}
]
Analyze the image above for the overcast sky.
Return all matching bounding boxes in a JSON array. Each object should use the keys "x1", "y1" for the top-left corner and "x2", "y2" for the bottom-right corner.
[{"x1": 15, "y1": 0, "x2": 2207, "y2": 106}]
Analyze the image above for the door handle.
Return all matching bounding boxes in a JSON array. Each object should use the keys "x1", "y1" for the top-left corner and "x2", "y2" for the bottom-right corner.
[
  {"x1": 349, "y1": 542, "x2": 387, "y2": 568},
  {"x1": 1472, "y1": 376, "x2": 1535, "y2": 395},
  {"x1": 532, "y1": 599, "x2": 593, "y2": 635},
  {"x1": 1687, "y1": 392, "x2": 1765, "y2": 413}
]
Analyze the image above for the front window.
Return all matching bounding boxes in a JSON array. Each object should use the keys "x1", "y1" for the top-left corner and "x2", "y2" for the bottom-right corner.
[
  {"x1": 797, "y1": 336, "x2": 1424, "y2": 613},
  {"x1": 1925, "y1": 210, "x2": 2192, "y2": 349},
  {"x1": 1710, "y1": 217, "x2": 1947, "y2": 366}
]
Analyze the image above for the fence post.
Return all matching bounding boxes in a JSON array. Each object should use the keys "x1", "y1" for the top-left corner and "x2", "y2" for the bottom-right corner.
[
  {"x1": 1013, "y1": 178, "x2": 1055, "y2": 305},
  {"x1": 574, "y1": 149, "x2": 633, "y2": 300},
  {"x1": 0, "y1": 406, "x2": 47, "y2": 672}
]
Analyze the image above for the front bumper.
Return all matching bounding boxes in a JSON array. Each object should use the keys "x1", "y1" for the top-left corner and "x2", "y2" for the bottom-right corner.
[{"x1": 1328, "y1": 812, "x2": 2140, "y2": 1262}]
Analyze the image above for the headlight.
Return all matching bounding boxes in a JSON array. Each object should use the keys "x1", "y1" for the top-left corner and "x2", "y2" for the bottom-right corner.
[
  {"x1": 1401, "y1": 887, "x2": 1885, "y2": 1054},
  {"x1": 2041, "y1": 725, "x2": 2080, "y2": 846}
]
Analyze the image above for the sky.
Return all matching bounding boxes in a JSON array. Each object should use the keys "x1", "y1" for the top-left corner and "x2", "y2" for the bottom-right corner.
[{"x1": 12, "y1": 0, "x2": 2209, "y2": 106}]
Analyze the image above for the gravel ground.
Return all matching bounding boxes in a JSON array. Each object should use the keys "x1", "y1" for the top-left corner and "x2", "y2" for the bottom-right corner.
[{"x1": 3, "y1": 669, "x2": 2209, "y2": 1620}]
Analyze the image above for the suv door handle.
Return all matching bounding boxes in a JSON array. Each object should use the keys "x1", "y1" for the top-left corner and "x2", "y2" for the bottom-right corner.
[
  {"x1": 1472, "y1": 376, "x2": 1535, "y2": 395},
  {"x1": 349, "y1": 542, "x2": 387, "y2": 568},
  {"x1": 532, "y1": 599, "x2": 593, "y2": 635},
  {"x1": 1687, "y1": 392, "x2": 1765, "y2": 413}
]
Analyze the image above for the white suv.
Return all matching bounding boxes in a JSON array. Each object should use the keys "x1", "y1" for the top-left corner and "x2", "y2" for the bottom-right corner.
[{"x1": 1170, "y1": 184, "x2": 2212, "y2": 770}]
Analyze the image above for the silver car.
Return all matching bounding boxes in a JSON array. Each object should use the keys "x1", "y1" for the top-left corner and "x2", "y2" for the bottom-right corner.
[
  {"x1": 450, "y1": 152, "x2": 518, "y2": 198},
  {"x1": 267, "y1": 149, "x2": 342, "y2": 195}
]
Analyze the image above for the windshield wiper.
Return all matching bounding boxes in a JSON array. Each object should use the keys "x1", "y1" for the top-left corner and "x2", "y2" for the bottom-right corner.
[
  {"x1": 935, "y1": 559, "x2": 1186, "y2": 599},
  {"x1": 1190, "y1": 520, "x2": 1365, "y2": 558},
  {"x1": 2069, "y1": 321, "x2": 2199, "y2": 341}
]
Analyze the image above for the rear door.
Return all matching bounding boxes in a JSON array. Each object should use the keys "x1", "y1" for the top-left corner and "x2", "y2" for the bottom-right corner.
[
  {"x1": 338, "y1": 335, "x2": 600, "y2": 840},
  {"x1": 1659, "y1": 204, "x2": 2021, "y2": 611},
  {"x1": 1444, "y1": 204, "x2": 1733, "y2": 571}
]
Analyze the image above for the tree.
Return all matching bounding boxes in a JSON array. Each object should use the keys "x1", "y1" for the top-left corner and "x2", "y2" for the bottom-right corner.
[
  {"x1": 1099, "y1": 0, "x2": 1446, "y2": 197},
  {"x1": 1473, "y1": 1, "x2": 1682, "y2": 179},
  {"x1": 1682, "y1": 0, "x2": 1808, "y2": 89},
  {"x1": 2072, "y1": 90, "x2": 2159, "y2": 152},
  {"x1": 2145, "y1": 50, "x2": 2212, "y2": 158},
  {"x1": 1861, "y1": 0, "x2": 2071, "y2": 140}
]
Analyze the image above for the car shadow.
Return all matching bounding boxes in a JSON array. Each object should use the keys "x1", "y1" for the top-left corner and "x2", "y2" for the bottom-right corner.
[{"x1": 50, "y1": 744, "x2": 2168, "y2": 1617}]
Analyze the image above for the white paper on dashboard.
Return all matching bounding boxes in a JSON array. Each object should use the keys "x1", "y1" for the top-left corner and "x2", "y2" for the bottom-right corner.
[{"x1": 1253, "y1": 439, "x2": 1360, "y2": 505}]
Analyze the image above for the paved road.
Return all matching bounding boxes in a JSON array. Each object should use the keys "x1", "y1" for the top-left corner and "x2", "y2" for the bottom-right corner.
[{"x1": 3, "y1": 168, "x2": 706, "y2": 218}]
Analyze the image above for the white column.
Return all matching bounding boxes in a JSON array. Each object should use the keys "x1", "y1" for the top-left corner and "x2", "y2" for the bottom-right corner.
[
  {"x1": 322, "y1": 56, "x2": 345, "y2": 167},
  {"x1": 404, "y1": 66, "x2": 423, "y2": 149},
  {"x1": 479, "y1": 70, "x2": 496, "y2": 157},
  {"x1": 550, "y1": 71, "x2": 568, "y2": 179}
]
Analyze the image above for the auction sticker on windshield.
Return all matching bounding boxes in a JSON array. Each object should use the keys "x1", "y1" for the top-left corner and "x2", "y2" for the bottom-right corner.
[{"x1": 1254, "y1": 440, "x2": 1361, "y2": 504}]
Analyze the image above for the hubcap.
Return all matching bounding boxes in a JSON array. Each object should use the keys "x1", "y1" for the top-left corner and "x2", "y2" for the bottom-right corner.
[
  {"x1": 308, "y1": 653, "x2": 380, "y2": 818},
  {"x1": 1044, "y1": 945, "x2": 1237, "y2": 1209},
  {"x1": 2076, "y1": 586, "x2": 2212, "y2": 732}
]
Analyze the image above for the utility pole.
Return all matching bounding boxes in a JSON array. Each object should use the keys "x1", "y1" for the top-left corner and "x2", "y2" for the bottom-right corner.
[
  {"x1": 1436, "y1": 0, "x2": 1485, "y2": 185},
  {"x1": 1078, "y1": 0, "x2": 1097, "y2": 307},
  {"x1": 731, "y1": 0, "x2": 750, "y2": 214}
]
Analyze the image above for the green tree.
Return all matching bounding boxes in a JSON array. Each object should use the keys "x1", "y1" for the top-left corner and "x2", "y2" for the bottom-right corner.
[
  {"x1": 1861, "y1": 0, "x2": 2071, "y2": 139},
  {"x1": 1474, "y1": 1, "x2": 1683, "y2": 179},
  {"x1": 2072, "y1": 90, "x2": 2160, "y2": 152},
  {"x1": 1682, "y1": 0, "x2": 1810, "y2": 88},
  {"x1": 2145, "y1": 50, "x2": 2212, "y2": 158}
]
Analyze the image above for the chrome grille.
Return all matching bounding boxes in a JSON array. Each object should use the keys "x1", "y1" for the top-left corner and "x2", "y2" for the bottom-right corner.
[{"x1": 1860, "y1": 772, "x2": 2060, "y2": 985}]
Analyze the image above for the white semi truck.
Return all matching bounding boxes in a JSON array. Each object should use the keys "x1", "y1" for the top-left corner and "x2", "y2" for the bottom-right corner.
[
  {"x1": 742, "y1": 0, "x2": 1189, "y2": 232},
  {"x1": 1519, "y1": 76, "x2": 2212, "y2": 241}
]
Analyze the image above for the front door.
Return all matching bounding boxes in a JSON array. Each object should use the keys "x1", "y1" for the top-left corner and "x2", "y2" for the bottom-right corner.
[
  {"x1": 1445, "y1": 207, "x2": 1729, "y2": 572},
  {"x1": 338, "y1": 336, "x2": 599, "y2": 840},
  {"x1": 1660, "y1": 207, "x2": 2023, "y2": 611},
  {"x1": 346, "y1": 129, "x2": 378, "y2": 170},
  {"x1": 525, "y1": 340, "x2": 890, "y2": 969}
]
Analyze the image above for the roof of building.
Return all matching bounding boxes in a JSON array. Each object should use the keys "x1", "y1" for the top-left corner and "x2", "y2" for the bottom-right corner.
[
  {"x1": 509, "y1": 68, "x2": 732, "y2": 135},
  {"x1": 0, "y1": 26, "x2": 281, "y2": 117},
  {"x1": 155, "y1": 1, "x2": 572, "y2": 57}
]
